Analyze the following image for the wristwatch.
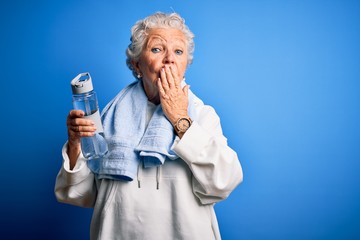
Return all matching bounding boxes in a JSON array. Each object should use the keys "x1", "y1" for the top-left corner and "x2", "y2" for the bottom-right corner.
[{"x1": 175, "y1": 117, "x2": 192, "y2": 133}]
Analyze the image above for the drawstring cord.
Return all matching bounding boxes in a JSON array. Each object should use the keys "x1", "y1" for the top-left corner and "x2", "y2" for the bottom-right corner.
[
  {"x1": 137, "y1": 162, "x2": 161, "y2": 190},
  {"x1": 137, "y1": 162, "x2": 142, "y2": 188},
  {"x1": 156, "y1": 166, "x2": 161, "y2": 190}
]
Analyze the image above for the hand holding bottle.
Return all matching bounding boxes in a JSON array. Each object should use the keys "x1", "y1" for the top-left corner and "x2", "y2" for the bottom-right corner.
[{"x1": 66, "y1": 109, "x2": 96, "y2": 169}]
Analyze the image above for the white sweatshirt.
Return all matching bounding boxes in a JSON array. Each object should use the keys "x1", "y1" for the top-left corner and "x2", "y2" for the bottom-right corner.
[{"x1": 55, "y1": 95, "x2": 243, "y2": 240}]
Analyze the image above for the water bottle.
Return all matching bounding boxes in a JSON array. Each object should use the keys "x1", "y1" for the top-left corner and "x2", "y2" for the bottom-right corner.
[{"x1": 71, "y1": 72, "x2": 108, "y2": 160}]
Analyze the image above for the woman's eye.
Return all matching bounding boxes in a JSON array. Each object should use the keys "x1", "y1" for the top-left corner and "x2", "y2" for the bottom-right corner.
[
  {"x1": 175, "y1": 49, "x2": 183, "y2": 55},
  {"x1": 151, "y1": 48, "x2": 161, "y2": 53}
]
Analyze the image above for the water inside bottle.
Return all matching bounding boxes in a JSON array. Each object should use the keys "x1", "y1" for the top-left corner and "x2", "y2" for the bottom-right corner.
[
  {"x1": 73, "y1": 98, "x2": 97, "y2": 116},
  {"x1": 81, "y1": 132, "x2": 108, "y2": 160},
  {"x1": 73, "y1": 96, "x2": 108, "y2": 159}
]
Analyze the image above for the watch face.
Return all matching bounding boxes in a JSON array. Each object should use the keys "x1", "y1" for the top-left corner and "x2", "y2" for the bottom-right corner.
[{"x1": 177, "y1": 118, "x2": 191, "y2": 132}]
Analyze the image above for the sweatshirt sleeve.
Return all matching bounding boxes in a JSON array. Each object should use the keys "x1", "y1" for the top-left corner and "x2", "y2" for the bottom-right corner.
[
  {"x1": 172, "y1": 105, "x2": 243, "y2": 205},
  {"x1": 54, "y1": 142, "x2": 97, "y2": 208}
]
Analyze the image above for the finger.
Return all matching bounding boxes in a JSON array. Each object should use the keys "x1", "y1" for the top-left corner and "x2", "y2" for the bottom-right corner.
[
  {"x1": 68, "y1": 129, "x2": 95, "y2": 140},
  {"x1": 67, "y1": 117, "x2": 95, "y2": 128},
  {"x1": 71, "y1": 125, "x2": 97, "y2": 133},
  {"x1": 81, "y1": 131, "x2": 96, "y2": 137},
  {"x1": 69, "y1": 126, "x2": 96, "y2": 134},
  {"x1": 67, "y1": 110, "x2": 85, "y2": 125},
  {"x1": 69, "y1": 110, "x2": 85, "y2": 118},
  {"x1": 157, "y1": 78, "x2": 168, "y2": 99},
  {"x1": 183, "y1": 84, "x2": 190, "y2": 97},
  {"x1": 169, "y1": 65, "x2": 180, "y2": 87},
  {"x1": 68, "y1": 125, "x2": 96, "y2": 142},
  {"x1": 165, "y1": 65, "x2": 176, "y2": 88},
  {"x1": 160, "y1": 67, "x2": 170, "y2": 90}
]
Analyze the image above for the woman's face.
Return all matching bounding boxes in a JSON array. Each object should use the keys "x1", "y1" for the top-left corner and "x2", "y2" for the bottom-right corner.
[{"x1": 132, "y1": 28, "x2": 188, "y2": 100}]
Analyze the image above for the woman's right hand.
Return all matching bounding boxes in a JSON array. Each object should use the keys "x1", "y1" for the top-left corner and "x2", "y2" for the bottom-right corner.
[{"x1": 66, "y1": 110, "x2": 96, "y2": 168}]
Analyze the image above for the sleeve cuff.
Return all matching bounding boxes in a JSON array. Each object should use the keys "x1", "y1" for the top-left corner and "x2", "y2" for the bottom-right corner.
[
  {"x1": 61, "y1": 142, "x2": 91, "y2": 185},
  {"x1": 171, "y1": 121, "x2": 212, "y2": 163}
]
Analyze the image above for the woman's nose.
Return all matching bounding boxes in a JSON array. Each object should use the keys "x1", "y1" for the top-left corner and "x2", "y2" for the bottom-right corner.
[{"x1": 163, "y1": 51, "x2": 175, "y2": 64}]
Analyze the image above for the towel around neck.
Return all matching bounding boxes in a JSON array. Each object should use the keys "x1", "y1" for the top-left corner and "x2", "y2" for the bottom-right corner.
[{"x1": 86, "y1": 80, "x2": 195, "y2": 181}]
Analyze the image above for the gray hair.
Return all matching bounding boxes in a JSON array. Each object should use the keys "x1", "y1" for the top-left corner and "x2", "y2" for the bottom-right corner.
[{"x1": 126, "y1": 12, "x2": 195, "y2": 79}]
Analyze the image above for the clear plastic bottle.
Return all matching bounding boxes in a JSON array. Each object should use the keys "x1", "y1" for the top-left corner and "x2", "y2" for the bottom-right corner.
[{"x1": 71, "y1": 72, "x2": 108, "y2": 160}]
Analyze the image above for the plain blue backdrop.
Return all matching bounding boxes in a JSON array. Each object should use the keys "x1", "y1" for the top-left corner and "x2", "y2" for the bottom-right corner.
[{"x1": 1, "y1": 0, "x2": 359, "y2": 239}]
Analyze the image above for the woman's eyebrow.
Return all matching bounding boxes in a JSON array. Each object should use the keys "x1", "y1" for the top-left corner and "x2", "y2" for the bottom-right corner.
[{"x1": 147, "y1": 36, "x2": 165, "y2": 44}]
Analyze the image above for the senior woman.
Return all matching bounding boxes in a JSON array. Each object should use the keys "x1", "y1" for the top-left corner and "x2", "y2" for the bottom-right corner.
[{"x1": 55, "y1": 12, "x2": 243, "y2": 240}]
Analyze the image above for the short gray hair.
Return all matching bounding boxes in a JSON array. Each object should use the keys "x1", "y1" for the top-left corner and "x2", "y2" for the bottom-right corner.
[{"x1": 126, "y1": 12, "x2": 195, "y2": 79}]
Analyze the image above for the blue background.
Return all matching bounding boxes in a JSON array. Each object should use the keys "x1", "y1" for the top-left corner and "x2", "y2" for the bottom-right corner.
[{"x1": 1, "y1": 0, "x2": 359, "y2": 239}]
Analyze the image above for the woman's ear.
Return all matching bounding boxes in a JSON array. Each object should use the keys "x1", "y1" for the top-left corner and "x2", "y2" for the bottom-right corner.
[
  {"x1": 131, "y1": 60, "x2": 140, "y2": 74},
  {"x1": 131, "y1": 60, "x2": 143, "y2": 79}
]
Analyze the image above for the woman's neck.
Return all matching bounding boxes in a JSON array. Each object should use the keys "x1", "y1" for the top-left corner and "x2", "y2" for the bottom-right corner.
[
  {"x1": 147, "y1": 94, "x2": 160, "y2": 105},
  {"x1": 141, "y1": 80, "x2": 160, "y2": 105}
]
